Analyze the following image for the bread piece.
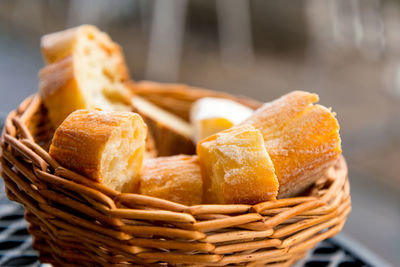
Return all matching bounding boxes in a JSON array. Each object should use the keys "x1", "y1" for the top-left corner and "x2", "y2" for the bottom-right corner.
[
  {"x1": 242, "y1": 91, "x2": 342, "y2": 198},
  {"x1": 39, "y1": 25, "x2": 132, "y2": 128},
  {"x1": 131, "y1": 96, "x2": 195, "y2": 156},
  {"x1": 197, "y1": 125, "x2": 278, "y2": 205},
  {"x1": 190, "y1": 97, "x2": 253, "y2": 143},
  {"x1": 49, "y1": 109, "x2": 147, "y2": 192},
  {"x1": 139, "y1": 155, "x2": 202, "y2": 205}
]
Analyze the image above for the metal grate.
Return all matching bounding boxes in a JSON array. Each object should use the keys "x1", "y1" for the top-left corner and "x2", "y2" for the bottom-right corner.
[{"x1": 293, "y1": 239, "x2": 368, "y2": 267}]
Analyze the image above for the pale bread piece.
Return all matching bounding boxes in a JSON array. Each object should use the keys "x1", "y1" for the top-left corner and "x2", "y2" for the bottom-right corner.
[
  {"x1": 190, "y1": 97, "x2": 253, "y2": 143},
  {"x1": 131, "y1": 96, "x2": 195, "y2": 156},
  {"x1": 197, "y1": 125, "x2": 278, "y2": 205},
  {"x1": 139, "y1": 155, "x2": 202, "y2": 205},
  {"x1": 49, "y1": 109, "x2": 147, "y2": 192},
  {"x1": 39, "y1": 25, "x2": 132, "y2": 128},
  {"x1": 242, "y1": 91, "x2": 342, "y2": 198}
]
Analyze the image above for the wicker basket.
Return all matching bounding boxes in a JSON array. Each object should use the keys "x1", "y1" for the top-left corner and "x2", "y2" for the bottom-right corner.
[{"x1": 0, "y1": 88, "x2": 351, "y2": 267}]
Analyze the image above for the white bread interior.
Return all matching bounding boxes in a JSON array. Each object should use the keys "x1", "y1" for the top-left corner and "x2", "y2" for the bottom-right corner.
[{"x1": 100, "y1": 116, "x2": 146, "y2": 192}]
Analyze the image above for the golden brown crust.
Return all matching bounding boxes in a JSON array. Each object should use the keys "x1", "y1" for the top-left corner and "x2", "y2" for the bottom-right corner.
[
  {"x1": 39, "y1": 57, "x2": 86, "y2": 127},
  {"x1": 139, "y1": 155, "x2": 202, "y2": 205},
  {"x1": 50, "y1": 110, "x2": 125, "y2": 181},
  {"x1": 244, "y1": 91, "x2": 319, "y2": 139},
  {"x1": 49, "y1": 109, "x2": 147, "y2": 192},
  {"x1": 197, "y1": 125, "x2": 279, "y2": 205},
  {"x1": 242, "y1": 91, "x2": 342, "y2": 198}
]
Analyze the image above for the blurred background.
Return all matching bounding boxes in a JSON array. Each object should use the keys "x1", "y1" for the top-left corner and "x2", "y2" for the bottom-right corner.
[{"x1": 0, "y1": 0, "x2": 399, "y2": 265}]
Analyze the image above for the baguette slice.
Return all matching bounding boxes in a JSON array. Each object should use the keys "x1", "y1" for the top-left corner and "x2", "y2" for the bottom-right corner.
[
  {"x1": 39, "y1": 25, "x2": 132, "y2": 128},
  {"x1": 197, "y1": 124, "x2": 278, "y2": 204},
  {"x1": 131, "y1": 96, "x2": 195, "y2": 156},
  {"x1": 140, "y1": 155, "x2": 202, "y2": 205},
  {"x1": 242, "y1": 91, "x2": 342, "y2": 198},
  {"x1": 49, "y1": 109, "x2": 147, "y2": 192}
]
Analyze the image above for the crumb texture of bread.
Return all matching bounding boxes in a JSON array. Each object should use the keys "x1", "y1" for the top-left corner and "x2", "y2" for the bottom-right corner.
[
  {"x1": 197, "y1": 125, "x2": 278, "y2": 205},
  {"x1": 242, "y1": 91, "x2": 342, "y2": 198},
  {"x1": 49, "y1": 109, "x2": 147, "y2": 192},
  {"x1": 139, "y1": 155, "x2": 202, "y2": 205},
  {"x1": 39, "y1": 25, "x2": 132, "y2": 128}
]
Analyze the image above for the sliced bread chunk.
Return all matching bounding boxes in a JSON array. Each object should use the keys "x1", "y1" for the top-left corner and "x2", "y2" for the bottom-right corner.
[
  {"x1": 39, "y1": 25, "x2": 132, "y2": 128},
  {"x1": 49, "y1": 109, "x2": 147, "y2": 192},
  {"x1": 242, "y1": 91, "x2": 342, "y2": 198}
]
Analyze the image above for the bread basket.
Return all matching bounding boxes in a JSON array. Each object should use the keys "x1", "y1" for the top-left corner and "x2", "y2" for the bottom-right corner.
[{"x1": 0, "y1": 86, "x2": 351, "y2": 266}]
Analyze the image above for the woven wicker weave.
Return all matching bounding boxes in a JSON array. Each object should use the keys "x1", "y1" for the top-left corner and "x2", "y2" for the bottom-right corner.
[{"x1": 0, "y1": 89, "x2": 351, "y2": 267}]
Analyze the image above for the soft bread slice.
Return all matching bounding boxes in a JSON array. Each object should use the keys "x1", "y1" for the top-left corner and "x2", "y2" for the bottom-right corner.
[
  {"x1": 49, "y1": 109, "x2": 147, "y2": 192},
  {"x1": 131, "y1": 96, "x2": 195, "y2": 156},
  {"x1": 197, "y1": 125, "x2": 278, "y2": 205},
  {"x1": 39, "y1": 25, "x2": 132, "y2": 128},
  {"x1": 139, "y1": 155, "x2": 202, "y2": 205},
  {"x1": 190, "y1": 97, "x2": 253, "y2": 143},
  {"x1": 242, "y1": 91, "x2": 342, "y2": 198}
]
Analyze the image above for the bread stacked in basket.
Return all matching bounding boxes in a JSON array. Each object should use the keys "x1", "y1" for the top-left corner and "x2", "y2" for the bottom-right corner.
[{"x1": 0, "y1": 25, "x2": 350, "y2": 267}]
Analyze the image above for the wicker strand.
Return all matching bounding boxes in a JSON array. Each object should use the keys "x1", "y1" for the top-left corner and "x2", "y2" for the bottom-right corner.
[
  {"x1": 38, "y1": 189, "x2": 122, "y2": 227},
  {"x1": 34, "y1": 168, "x2": 116, "y2": 209},
  {"x1": 3, "y1": 134, "x2": 48, "y2": 171},
  {"x1": 55, "y1": 166, "x2": 119, "y2": 198},
  {"x1": 115, "y1": 193, "x2": 188, "y2": 212}
]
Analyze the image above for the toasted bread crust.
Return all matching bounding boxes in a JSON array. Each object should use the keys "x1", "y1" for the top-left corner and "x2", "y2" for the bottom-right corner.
[
  {"x1": 39, "y1": 57, "x2": 86, "y2": 127},
  {"x1": 49, "y1": 109, "x2": 147, "y2": 192},
  {"x1": 140, "y1": 155, "x2": 202, "y2": 205},
  {"x1": 197, "y1": 125, "x2": 278, "y2": 204},
  {"x1": 242, "y1": 91, "x2": 341, "y2": 198}
]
